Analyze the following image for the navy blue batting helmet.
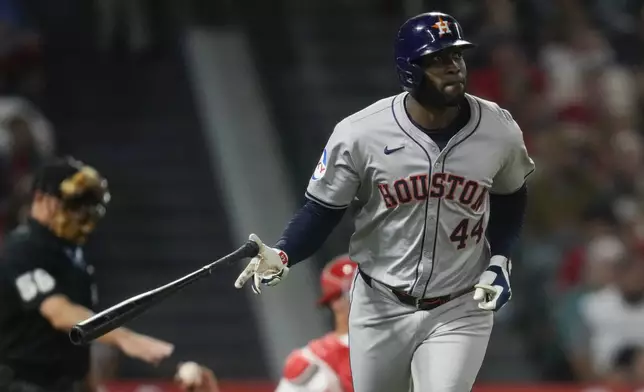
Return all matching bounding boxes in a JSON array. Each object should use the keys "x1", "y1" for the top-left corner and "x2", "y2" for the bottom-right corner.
[{"x1": 395, "y1": 12, "x2": 475, "y2": 91}]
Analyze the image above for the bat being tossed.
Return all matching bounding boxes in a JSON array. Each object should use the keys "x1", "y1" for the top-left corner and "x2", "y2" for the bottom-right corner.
[{"x1": 69, "y1": 240, "x2": 260, "y2": 346}]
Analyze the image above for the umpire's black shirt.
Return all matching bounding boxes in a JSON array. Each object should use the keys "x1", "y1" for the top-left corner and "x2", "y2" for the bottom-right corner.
[{"x1": 0, "y1": 218, "x2": 97, "y2": 386}]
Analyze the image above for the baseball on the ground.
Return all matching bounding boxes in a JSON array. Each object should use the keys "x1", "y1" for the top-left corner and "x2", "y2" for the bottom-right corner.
[{"x1": 177, "y1": 361, "x2": 202, "y2": 384}]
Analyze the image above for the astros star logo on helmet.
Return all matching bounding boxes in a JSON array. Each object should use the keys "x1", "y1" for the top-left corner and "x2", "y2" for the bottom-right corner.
[{"x1": 432, "y1": 17, "x2": 452, "y2": 36}]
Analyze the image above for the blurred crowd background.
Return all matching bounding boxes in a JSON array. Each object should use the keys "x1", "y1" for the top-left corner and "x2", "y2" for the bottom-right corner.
[{"x1": 2, "y1": 0, "x2": 644, "y2": 390}]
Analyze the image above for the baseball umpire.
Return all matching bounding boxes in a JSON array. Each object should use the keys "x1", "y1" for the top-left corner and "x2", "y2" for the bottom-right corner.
[{"x1": 0, "y1": 157, "x2": 174, "y2": 392}]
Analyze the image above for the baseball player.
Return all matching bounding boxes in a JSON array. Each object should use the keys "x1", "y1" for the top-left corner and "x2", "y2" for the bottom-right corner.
[
  {"x1": 275, "y1": 255, "x2": 357, "y2": 392},
  {"x1": 235, "y1": 11, "x2": 534, "y2": 392}
]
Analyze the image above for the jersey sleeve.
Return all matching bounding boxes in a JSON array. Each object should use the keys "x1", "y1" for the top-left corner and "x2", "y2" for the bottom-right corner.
[
  {"x1": 306, "y1": 119, "x2": 361, "y2": 209},
  {"x1": 276, "y1": 349, "x2": 343, "y2": 392},
  {"x1": 490, "y1": 110, "x2": 535, "y2": 194},
  {"x1": 2, "y1": 245, "x2": 63, "y2": 311}
]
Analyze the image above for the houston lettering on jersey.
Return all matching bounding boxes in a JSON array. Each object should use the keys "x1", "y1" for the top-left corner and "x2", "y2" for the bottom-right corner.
[{"x1": 377, "y1": 172, "x2": 487, "y2": 212}]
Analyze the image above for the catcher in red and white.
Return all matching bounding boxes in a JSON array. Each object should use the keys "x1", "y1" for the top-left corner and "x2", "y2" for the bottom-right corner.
[{"x1": 275, "y1": 255, "x2": 357, "y2": 392}]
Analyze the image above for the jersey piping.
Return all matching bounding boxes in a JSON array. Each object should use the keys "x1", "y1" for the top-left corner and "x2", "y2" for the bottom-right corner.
[
  {"x1": 390, "y1": 96, "x2": 433, "y2": 295},
  {"x1": 422, "y1": 99, "x2": 483, "y2": 297}
]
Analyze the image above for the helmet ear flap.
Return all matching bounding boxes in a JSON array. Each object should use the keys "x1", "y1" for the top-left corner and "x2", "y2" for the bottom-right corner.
[
  {"x1": 395, "y1": 57, "x2": 413, "y2": 90},
  {"x1": 395, "y1": 57, "x2": 424, "y2": 91},
  {"x1": 409, "y1": 62, "x2": 424, "y2": 89}
]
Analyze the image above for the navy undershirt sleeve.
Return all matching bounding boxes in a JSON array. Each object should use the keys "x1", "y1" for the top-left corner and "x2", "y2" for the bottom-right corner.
[
  {"x1": 274, "y1": 199, "x2": 346, "y2": 266},
  {"x1": 487, "y1": 184, "x2": 528, "y2": 258}
]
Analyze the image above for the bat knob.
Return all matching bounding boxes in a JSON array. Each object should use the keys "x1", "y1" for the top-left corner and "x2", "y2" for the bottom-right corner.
[
  {"x1": 243, "y1": 240, "x2": 260, "y2": 258},
  {"x1": 69, "y1": 325, "x2": 87, "y2": 346}
]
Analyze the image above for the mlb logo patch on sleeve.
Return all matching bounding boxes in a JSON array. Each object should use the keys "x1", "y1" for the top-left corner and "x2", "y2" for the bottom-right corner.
[{"x1": 311, "y1": 149, "x2": 328, "y2": 181}]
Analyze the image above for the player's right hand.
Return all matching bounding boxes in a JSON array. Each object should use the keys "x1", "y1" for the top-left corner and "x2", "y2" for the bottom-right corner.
[
  {"x1": 117, "y1": 331, "x2": 174, "y2": 365},
  {"x1": 234, "y1": 233, "x2": 289, "y2": 294}
]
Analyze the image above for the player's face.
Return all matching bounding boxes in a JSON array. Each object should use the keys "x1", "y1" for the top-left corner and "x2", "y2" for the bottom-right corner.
[{"x1": 415, "y1": 48, "x2": 467, "y2": 108}]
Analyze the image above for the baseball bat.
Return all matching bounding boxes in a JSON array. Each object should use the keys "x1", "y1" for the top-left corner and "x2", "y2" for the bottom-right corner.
[{"x1": 69, "y1": 240, "x2": 260, "y2": 346}]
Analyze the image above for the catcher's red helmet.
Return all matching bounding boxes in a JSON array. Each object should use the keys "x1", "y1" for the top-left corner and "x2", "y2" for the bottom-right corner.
[{"x1": 317, "y1": 255, "x2": 358, "y2": 306}]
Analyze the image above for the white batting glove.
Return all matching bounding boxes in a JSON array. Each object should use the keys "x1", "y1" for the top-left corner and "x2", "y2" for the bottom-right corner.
[
  {"x1": 234, "y1": 234, "x2": 289, "y2": 294},
  {"x1": 473, "y1": 255, "x2": 512, "y2": 311}
]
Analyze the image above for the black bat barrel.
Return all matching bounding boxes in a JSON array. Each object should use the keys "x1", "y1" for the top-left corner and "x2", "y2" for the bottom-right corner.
[
  {"x1": 69, "y1": 240, "x2": 259, "y2": 345},
  {"x1": 70, "y1": 269, "x2": 205, "y2": 345}
]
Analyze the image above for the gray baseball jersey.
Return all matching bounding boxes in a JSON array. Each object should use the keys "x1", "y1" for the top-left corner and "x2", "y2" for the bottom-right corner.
[{"x1": 306, "y1": 92, "x2": 535, "y2": 298}]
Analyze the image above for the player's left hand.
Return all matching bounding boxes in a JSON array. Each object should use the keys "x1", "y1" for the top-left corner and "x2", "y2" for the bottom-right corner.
[{"x1": 473, "y1": 255, "x2": 511, "y2": 311}]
